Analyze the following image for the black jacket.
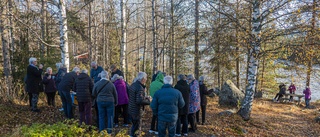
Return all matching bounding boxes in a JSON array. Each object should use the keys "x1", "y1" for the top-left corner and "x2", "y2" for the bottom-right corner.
[
  {"x1": 174, "y1": 80, "x2": 190, "y2": 115},
  {"x1": 128, "y1": 80, "x2": 149, "y2": 119},
  {"x1": 26, "y1": 65, "x2": 43, "y2": 94},
  {"x1": 199, "y1": 81, "x2": 209, "y2": 106},
  {"x1": 58, "y1": 71, "x2": 77, "y2": 92},
  {"x1": 111, "y1": 69, "x2": 124, "y2": 78},
  {"x1": 74, "y1": 73, "x2": 94, "y2": 102},
  {"x1": 42, "y1": 73, "x2": 57, "y2": 93}
]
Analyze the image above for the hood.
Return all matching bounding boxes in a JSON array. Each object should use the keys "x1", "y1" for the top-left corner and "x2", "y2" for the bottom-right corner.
[
  {"x1": 77, "y1": 73, "x2": 89, "y2": 80},
  {"x1": 114, "y1": 79, "x2": 125, "y2": 85},
  {"x1": 155, "y1": 72, "x2": 164, "y2": 83}
]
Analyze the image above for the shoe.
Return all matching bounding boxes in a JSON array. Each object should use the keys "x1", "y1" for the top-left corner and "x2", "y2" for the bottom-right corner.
[
  {"x1": 149, "y1": 130, "x2": 158, "y2": 134},
  {"x1": 183, "y1": 133, "x2": 188, "y2": 136},
  {"x1": 123, "y1": 124, "x2": 129, "y2": 127},
  {"x1": 175, "y1": 134, "x2": 181, "y2": 136},
  {"x1": 114, "y1": 124, "x2": 119, "y2": 128}
]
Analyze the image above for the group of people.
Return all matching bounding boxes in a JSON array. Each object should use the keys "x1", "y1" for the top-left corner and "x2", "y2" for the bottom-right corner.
[
  {"x1": 25, "y1": 57, "x2": 211, "y2": 137},
  {"x1": 148, "y1": 72, "x2": 210, "y2": 137},
  {"x1": 273, "y1": 83, "x2": 312, "y2": 108}
]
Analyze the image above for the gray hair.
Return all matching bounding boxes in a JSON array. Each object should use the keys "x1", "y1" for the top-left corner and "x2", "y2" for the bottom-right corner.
[
  {"x1": 199, "y1": 76, "x2": 205, "y2": 82},
  {"x1": 46, "y1": 67, "x2": 52, "y2": 72},
  {"x1": 100, "y1": 71, "x2": 109, "y2": 79},
  {"x1": 111, "y1": 74, "x2": 121, "y2": 82},
  {"x1": 29, "y1": 57, "x2": 37, "y2": 64},
  {"x1": 136, "y1": 72, "x2": 147, "y2": 82},
  {"x1": 163, "y1": 76, "x2": 173, "y2": 85},
  {"x1": 72, "y1": 67, "x2": 80, "y2": 73},
  {"x1": 187, "y1": 74, "x2": 195, "y2": 80},
  {"x1": 56, "y1": 63, "x2": 63, "y2": 69},
  {"x1": 91, "y1": 61, "x2": 97, "y2": 66},
  {"x1": 81, "y1": 69, "x2": 88, "y2": 74},
  {"x1": 177, "y1": 74, "x2": 186, "y2": 81}
]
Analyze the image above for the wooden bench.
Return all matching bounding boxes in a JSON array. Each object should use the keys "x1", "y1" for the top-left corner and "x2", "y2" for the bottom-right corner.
[{"x1": 280, "y1": 93, "x2": 304, "y2": 105}]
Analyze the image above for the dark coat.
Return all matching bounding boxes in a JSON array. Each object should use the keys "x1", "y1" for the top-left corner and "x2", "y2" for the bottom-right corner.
[
  {"x1": 74, "y1": 73, "x2": 94, "y2": 102},
  {"x1": 58, "y1": 71, "x2": 77, "y2": 92},
  {"x1": 174, "y1": 80, "x2": 190, "y2": 115},
  {"x1": 151, "y1": 84, "x2": 185, "y2": 122},
  {"x1": 128, "y1": 80, "x2": 148, "y2": 119},
  {"x1": 42, "y1": 73, "x2": 57, "y2": 93},
  {"x1": 199, "y1": 81, "x2": 209, "y2": 106},
  {"x1": 92, "y1": 79, "x2": 118, "y2": 104},
  {"x1": 55, "y1": 68, "x2": 67, "y2": 88},
  {"x1": 26, "y1": 65, "x2": 43, "y2": 94},
  {"x1": 111, "y1": 69, "x2": 124, "y2": 78},
  {"x1": 90, "y1": 66, "x2": 104, "y2": 83}
]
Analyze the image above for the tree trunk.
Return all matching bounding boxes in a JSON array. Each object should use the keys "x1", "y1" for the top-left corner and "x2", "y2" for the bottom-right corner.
[
  {"x1": 152, "y1": 0, "x2": 158, "y2": 75},
  {"x1": 120, "y1": 0, "x2": 127, "y2": 78},
  {"x1": 58, "y1": 0, "x2": 70, "y2": 71},
  {"x1": 170, "y1": 0, "x2": 174, "y2": 76},
  {"x1": 8, "y1": 0, "x2": 15, "y2": 79},
  {"x1": 194, "y1": 0, "x2": 200, "y2": 80},
  {"x1": 1, "y1": 4, "x2": 13, "y2": 97},
  {"x1": 237, "y1": 0, "x2": 261, "y2": 121},
  {"x1": 306, "y1": 0, "x2": 316, "y2": 87},
  {"x1": 40, "y1": 0, "x2": 46, "y2": 59},
  {"x1": 88, "y1": 2, "x2": 92, "y2": 63}
]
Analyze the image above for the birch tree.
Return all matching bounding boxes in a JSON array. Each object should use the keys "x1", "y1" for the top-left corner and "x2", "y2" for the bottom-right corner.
[
  {"x1": 120, "y1": 0, "x2": 127, "y2": 78},
  {"x1": 237, "y1": 0, "x2": 261, "y2": 120},
  {"x1": 58, "y1": 0, "x2": 70, "y2": 71},
  {"x1": 152, "y1": 0, "x2": 158, "y2": 74}
]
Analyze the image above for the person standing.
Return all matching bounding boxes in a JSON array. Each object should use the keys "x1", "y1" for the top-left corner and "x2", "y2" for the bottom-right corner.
[
  {"x1": 149, "y1": 72, "x2": 164, "y2": 134},
  {"x1": 303, "y1": 86, "x2": 311, "y2": 108},
  {"x1": 128, "y1": 72, "x2": 150, "y2": 137},
  {"x1": 288, "y1": 83, "x2": 296, "y2": 102},
  {"x1": 187, "y1": 74, "x2": 200, "y2": 132},
  {"x1": 92, "y1": 71, "x2": 118, "y2": 133},
  {"x1": 58, "y1": 67, "x2": 80, "y2": 119},
  {"x1": 174, "y1": 74, "x2": 190, "y2": 136},
  {"x1": 55, "y1": 63, "x2": 67, "y2": 111},
  {"x1": 26, "y1": 57, "x2": 43, "y2": 112},
  {"x1": 196, "y1": 76, "x2": 210, "y2": 125},
  {"x1": 90, "y1": 61, "x2": 104, "y2": 83},
  {"x1": 42, "y1": 67, "x2": 57, "y2": 107},
  {"x1": 151, "y1": 76, "x2": 185, "y2": 137},
  {"x1": 74, "y1": 69, "x2": 94, "y2": 125},
  {"x1": 110, "y1": 64, "x2": 124, "y2": 78},
  {"x1": 111, "y1": 74, "x2": 129, "y2": 127}
]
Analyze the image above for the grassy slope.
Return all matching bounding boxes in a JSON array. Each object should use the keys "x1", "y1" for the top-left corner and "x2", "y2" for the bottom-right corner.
[{"x1": 1, "y1": 97, "x2": 320, "y2": 136}]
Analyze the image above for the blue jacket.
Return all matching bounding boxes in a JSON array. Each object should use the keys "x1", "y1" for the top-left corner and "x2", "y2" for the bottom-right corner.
[
  {"x1": 151, "y1": 84, "x2": 185, "y2": 122},
  {"x1": 90, "y1": 66, "x2": 104, "y2": 83}
]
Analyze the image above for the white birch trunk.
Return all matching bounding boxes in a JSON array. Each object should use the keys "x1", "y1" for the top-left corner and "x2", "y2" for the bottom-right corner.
[
  {"x1": 237, "y1": 0, "x2": 261, "y2": 121},
  {"x1": 120, "y1": 0, "x2": 126, "y2": 78},
  {"x1": 152, "y1": 0, "x2": 158, "y2": 74},
  {"x1": 58, "y1": 0, "x2": 69, "y2": 71}
]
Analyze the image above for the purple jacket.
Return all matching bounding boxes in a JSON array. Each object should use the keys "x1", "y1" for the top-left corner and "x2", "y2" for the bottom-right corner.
[
  {"x1": 114, "y1": 79, "x2": 129, "y2": 105},
  {"x1": 303, "y1": 88, "x2": 311, "y2": 100}
]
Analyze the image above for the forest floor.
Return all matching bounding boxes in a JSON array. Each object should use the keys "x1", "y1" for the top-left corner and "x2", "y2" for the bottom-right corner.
[{"x1": 1, "y1": 96, "x2": 320, "y2": 137}]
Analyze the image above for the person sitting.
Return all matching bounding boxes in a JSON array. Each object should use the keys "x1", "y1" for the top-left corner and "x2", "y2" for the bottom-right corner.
[{"x1": 273, "y1": 83, "x2": 286, "y2": 102}]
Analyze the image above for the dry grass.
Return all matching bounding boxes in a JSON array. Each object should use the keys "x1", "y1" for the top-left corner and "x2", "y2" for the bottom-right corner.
[{"x1": 1, "y1": 96, "x2": 320, "y2": 136}]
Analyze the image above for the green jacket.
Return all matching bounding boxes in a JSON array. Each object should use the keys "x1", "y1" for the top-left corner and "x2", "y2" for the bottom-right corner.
[{"x1": 149, "y1": 73, "x2": 164, "y2": 97}]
